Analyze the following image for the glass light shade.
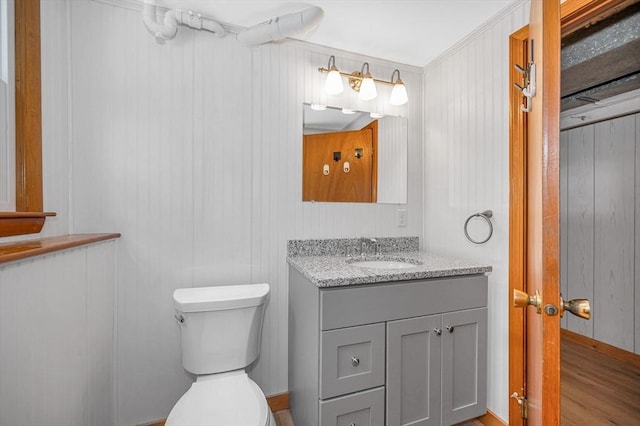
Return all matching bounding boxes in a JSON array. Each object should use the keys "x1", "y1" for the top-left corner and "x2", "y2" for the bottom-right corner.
[
  {"x1": 359, "y1": 75, "x2": 377, "y2": 101},
  {"x1": 390, "y1": 80, "x2": 408, "y2": 106},
  {"x1": 325, "y1": 68, "x2": 343, "y2": 95}
]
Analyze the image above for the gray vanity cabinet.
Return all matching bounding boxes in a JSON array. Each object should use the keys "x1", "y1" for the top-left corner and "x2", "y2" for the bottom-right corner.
[
  {"x1": 288, "y1": 267, "x2": 488, "y2": 426},
  {"x1": 386, "y1": 309, "x2": 487, "y2": 426}
]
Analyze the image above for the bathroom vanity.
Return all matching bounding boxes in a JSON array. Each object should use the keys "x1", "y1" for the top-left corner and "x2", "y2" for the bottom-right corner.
[{"x1": 287, "y1": 238, "x2": 491, "y2": 426}]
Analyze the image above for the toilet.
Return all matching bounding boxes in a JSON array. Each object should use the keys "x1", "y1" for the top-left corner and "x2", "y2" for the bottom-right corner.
[{"x1": 166, "y1": 283, "x2": 275, "y2": 426}]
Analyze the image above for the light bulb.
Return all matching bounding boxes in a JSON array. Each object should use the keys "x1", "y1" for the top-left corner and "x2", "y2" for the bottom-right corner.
[
  {"x1": 390, "y1": 80, "x2": 408, "y2": 106},
  {"x1": 325, "y1": 67, "x2": 343, "y2": 95},
  {"x1": 359, "y1": 74, "x2": 377, "y2": 101}
]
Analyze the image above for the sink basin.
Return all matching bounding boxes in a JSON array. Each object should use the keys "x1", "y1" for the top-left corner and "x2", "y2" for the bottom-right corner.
[{"x1": 350, "y1": 259, "x2": 420, "y2": 269}]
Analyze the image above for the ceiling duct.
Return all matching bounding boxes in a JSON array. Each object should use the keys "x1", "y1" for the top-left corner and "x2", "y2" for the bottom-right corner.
[{"x1": 236, "y1": 5, "x2": 323, "y2": 46}]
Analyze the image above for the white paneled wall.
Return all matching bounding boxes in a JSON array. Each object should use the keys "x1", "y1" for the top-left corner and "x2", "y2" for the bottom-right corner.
[
  {"x1": 560, "y1": 114, "x2": 640, "y2": 354},
  {"x1": 423, "y1": 0, "x2": 529, "y2": 422},
  {"x1": 0, "y1": 241, "x2": 117, "y2": 426},
  {"x1": 68, "y1": 1, "x2": 423, "y2": 424}
]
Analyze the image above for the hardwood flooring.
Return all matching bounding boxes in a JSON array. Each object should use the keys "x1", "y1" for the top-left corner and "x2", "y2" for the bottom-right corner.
[{"x1": 561, "y1": 337, "x2": 640, "y2": 425}]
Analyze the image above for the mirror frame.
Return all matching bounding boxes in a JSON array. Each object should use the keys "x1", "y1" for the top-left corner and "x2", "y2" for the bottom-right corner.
[{"x1": 0, "y1": 0, "x2": 52, "y2": 237}]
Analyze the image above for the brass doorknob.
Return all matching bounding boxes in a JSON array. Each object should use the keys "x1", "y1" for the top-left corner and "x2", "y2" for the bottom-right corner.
[
  {"x1": 513, "y1": 289, "x2": 541, "y2": 313},
  {"x1": 560, "y1": 295, "x2": 590, "y2": 320}
]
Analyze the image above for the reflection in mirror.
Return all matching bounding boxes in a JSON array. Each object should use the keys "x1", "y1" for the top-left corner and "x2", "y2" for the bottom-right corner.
[{"x1": 302, "y1": 104, "x2": 407, "y2": 204}]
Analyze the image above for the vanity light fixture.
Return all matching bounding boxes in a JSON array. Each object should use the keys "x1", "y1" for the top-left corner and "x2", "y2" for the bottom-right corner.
[
  {"x1": 358, "y1": 63, "x2": 377, "y2": 101},
  {"x1": 318, "y1": 56, "x2": 409, "y2": 105},
  {"x1": 389, "y1": 69, "x2": 408, "y2": 106},
  {"x1": 324, "y1": 56, "x2": 344, "y2": 95}
]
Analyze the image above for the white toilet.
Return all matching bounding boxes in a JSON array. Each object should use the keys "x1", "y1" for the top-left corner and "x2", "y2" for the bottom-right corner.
[{"x1": 166, "y1": 283, "x2": 275, "y2": 426}]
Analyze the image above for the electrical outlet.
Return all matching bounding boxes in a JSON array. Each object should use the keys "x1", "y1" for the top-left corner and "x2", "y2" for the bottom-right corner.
[{"x1": 397, "y1": 209, "x2": 408, "y2": 227}]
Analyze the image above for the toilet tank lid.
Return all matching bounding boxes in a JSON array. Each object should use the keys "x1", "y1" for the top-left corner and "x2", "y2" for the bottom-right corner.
[{"x1": 174, "y1": 283, "x2": 270, "y2": 313}]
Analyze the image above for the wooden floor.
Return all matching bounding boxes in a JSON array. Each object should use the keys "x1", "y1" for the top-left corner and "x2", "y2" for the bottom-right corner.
[{"x1": 561, "y1": 337, "x2": 640, "y2": 425}]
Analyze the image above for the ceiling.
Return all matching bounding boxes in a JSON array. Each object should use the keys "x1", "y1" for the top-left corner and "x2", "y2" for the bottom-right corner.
[{"x1": 157, "y1": 0, "x2": 518, "y2": 67}]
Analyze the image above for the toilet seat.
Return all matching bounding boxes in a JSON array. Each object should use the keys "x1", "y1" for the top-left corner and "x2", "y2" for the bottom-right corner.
[{"x1": 166, "y1": 371, "x2": 271, "y2": 426}]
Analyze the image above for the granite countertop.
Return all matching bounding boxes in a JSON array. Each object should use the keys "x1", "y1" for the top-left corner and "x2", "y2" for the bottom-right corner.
[{"x1": 287, "y1": 251, "x2": 492, "y2": 288}]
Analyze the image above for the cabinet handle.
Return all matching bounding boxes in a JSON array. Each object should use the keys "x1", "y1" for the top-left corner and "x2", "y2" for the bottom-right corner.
[
  {"x1": 351, "y1": 356, "x2": 360, "y2": 367},
  {"x1": 434, "y1": 328, "x2": 442, "y2": 336},
  {"x1": 446, "y1": 325, "x2": 455, "y2": 333}
]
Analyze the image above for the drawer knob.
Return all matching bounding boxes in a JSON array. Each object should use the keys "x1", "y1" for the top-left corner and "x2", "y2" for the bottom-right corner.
[
  {"x1": 434, "y1": 328, "x2": 442, "y2": 336},
  {"x1": 351, "y1": 356, "x2": 360, "y2": 367},
  {"x1": 446, "y1": 325, "x2": 455, "y2": 333},
  {"x1": 350, "y1": 423, "x2": 356, "y2": 426}
]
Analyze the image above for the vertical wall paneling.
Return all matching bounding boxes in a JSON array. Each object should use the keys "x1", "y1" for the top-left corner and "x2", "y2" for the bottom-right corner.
[
  {"x1": 66, "y1": 1, "x2": 424, "y2": 423},
  {"x1": 39, "y1": 0, "x2": 70, "y2": 236},
  {"x1": 566, "y1": 125, "x2": 595, "y2": 337},
  {"x1": 593, "y1": 115, "x2": 636, "y2": 351},
  {"x1": 0, "y1": 241, "x2": 117, "y2": 426},
  {"x1": 561, "y1": 113, "x2": 640, "y2": 353},
  {"x1": 423, "y1": 1, "x2": 530, "y2": 421}
]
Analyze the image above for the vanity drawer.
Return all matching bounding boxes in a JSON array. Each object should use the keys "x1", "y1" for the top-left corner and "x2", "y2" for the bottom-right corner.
[
  {"x1": 320, "y1": 323, "x2": 385, "y2": 399},
  {"x1": 319, "y1": 386, "x2": 385, "y2": 426}
]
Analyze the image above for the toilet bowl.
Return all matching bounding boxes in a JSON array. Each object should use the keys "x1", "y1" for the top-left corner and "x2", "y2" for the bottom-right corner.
[{"x1": 166, "y1": 283, "x2": 273, "y2": 426}]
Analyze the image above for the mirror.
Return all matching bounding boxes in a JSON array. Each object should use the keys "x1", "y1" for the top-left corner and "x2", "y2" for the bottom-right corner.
[{"x1": 302, "y1": 104, "x2": 407, "y2": 204}]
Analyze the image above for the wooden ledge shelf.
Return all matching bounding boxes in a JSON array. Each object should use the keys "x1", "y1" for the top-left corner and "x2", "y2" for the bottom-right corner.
[
  {"x1": 0, "y1": 212, "x2": 57, "y2": 237},
  {"x1": 0, "y1": 233, "x2": 121, "y2": 265}
]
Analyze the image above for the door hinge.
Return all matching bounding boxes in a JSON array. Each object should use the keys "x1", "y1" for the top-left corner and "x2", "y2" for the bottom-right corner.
[{"x1": 511, "y1": 392, "x2": 528, "y2": 419}]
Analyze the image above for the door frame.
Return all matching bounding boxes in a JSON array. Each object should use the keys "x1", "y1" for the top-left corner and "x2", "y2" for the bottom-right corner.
[{"x1": 507, "y1": 0, "x2": 636, "y2": 424}]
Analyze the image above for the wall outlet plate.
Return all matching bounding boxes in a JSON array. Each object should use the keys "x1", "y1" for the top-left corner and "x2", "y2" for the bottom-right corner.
[{"x1": 397, "y1": 209, "x2": 408, "y2": 227}]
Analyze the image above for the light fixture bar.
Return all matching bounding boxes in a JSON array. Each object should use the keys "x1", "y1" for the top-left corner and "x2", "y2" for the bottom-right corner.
[{"x1": 318, "y1": 67, "x2": 401, "y2": 87}]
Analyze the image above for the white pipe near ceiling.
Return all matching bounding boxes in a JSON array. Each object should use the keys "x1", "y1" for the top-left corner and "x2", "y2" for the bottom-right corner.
[
  {"x1": 142, "y1": 0, "x2": 178, "y2": 42},
  {"x1": 142, "y1": 0, "x2": 225, "y2": 43},
  {"x1": 236, "y1": 6, "x2": 324, "y2": 46}
]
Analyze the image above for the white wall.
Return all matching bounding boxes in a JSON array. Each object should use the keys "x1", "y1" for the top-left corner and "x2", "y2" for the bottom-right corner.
[
  {"x1": 423, "y1": 0, "x2": 529, "y2": 421},
  {"x1": 0, "y1": 240, "x2": 117, "y2": 426},
  {"x1": 67, "y1": 1, "x2": 423, "y2": 424}
]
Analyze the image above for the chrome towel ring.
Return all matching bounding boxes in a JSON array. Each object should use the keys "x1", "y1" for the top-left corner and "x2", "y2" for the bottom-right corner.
[{"x1": 464, "y1": 210, "x2": 493, "y2": 244}]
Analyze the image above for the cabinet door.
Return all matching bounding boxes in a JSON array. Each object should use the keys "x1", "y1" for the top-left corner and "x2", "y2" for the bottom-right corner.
[
  {"x1": 386, "y1": 315, "x2": 442, "y2": 426},
  {"x1": 441, "y1": 308, "x2": 487, "y2": 425}
]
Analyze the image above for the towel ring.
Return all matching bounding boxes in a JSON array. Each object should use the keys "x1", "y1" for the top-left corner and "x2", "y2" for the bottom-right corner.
[{"x1": 464, "y1": 210, "x2": 493, "y2": 244}]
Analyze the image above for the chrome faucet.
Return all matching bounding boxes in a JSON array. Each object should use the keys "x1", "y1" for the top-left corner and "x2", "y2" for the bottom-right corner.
[{"x1": 360, "y1": 237, "x2": 378, "y2": 257}]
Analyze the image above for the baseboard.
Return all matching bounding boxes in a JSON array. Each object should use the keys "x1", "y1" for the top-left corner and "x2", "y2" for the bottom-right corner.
[
  {"x1": 561, "y1": 329, "x2": 640, "y2": 369},
  {"x1": 266, "y1": 392, "x2": 289, "y2": 412},
  {"x1": 478, "y1": 409, "x2": 507, "y2": 426}
]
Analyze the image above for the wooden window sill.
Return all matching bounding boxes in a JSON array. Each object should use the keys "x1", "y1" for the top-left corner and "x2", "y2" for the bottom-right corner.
[
  {"x1": 0, "y1": 233, "x2": 121, "y2": 265},
  {"x1": 0, "y1": 212, "x2": 57, "y2": 237}
]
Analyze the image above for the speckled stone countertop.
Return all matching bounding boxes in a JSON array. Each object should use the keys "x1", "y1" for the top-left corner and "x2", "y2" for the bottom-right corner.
[{"x1": 287, "y1": 237, "x2": 492, "y2": 288}]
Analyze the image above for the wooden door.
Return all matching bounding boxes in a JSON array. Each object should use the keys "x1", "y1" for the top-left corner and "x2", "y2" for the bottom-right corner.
[
  {"x1": 519, "y1": 0, "x2": 562, "y2": 423},
  {"x1": 510, "y1": 1, "x2": 631, "y2": 424},
  {"x1": 302, "y1": 127, "x2": 375, "y2": 203}
]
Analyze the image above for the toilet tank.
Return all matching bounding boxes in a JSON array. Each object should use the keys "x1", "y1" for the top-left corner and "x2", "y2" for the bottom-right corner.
[{"x1": 173, "y1": 283, "x2": 270, "y2": 375}]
